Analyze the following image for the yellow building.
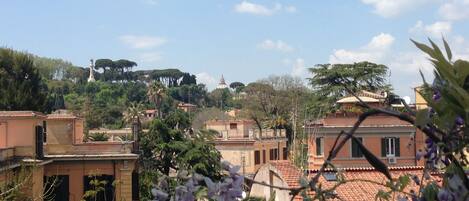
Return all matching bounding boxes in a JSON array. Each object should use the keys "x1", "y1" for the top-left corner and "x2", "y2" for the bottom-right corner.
[
  {"x1": 414, "y1": 86, "x2": 428, "y2": 110},
  {"x1": 205, "y1": 119, "x2": 288, "y2": 176}
]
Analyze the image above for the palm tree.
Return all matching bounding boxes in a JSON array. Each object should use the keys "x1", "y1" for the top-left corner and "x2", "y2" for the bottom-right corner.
[
  {"x1": 123, "y1": 102, "x2": 144, "y2": 143},
  {"x1": 147, "y1": 81, "x2": 166, "y2": 118}
]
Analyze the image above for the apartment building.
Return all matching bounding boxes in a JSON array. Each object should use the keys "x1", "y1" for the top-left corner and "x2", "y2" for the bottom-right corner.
[
  {"x1": 306, "y1": 91, "x2": 426, "y2": 169},
  {"x1": 0, "y1": 110, "x2": 139, "y2": 201},
  {"x1": 205, "y1": 119, "x2": 288, "y2": 175}
]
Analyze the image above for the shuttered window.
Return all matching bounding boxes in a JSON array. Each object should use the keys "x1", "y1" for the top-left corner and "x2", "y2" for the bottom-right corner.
[
  {"x1": 262, "y1": 150, "x2": 266, "y2": 163},
  {"x1": 254, "y1": 150, "x2": 261, "y2": 165},
  {"x1": 316, "y1": 137, "x2": 324, "y2": 156},
  {"x1": 381, "y1": 137, "x2": 400, "y2": 157},
  {"x1": 351, "y1": 137, "x2": 363, "y2": 158}
]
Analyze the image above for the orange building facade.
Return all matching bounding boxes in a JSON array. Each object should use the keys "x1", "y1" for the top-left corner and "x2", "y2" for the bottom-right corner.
[
  {"x1": 0, "y1": 110, "x2": 139, "y2": 201},
  {"x1": 306, "y1": 91, "x2": 426, "y2": 169},
  {"x1": 205, "y1": 119, "x2": 288, "y2": 175}
]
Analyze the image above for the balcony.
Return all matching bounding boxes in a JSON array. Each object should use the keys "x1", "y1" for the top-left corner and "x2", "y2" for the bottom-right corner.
[
  {"x1": 216, "y1": 128, "x2": 287, "y2": 141},
  {"x1": 45, "y1": 141, "x2": 134, "y2": 155}
]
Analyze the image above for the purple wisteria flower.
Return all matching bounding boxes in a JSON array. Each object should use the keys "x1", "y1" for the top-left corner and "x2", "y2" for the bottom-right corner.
[
  {"x1": 432, "y1": 90, "x2": 441, "y2": 101},
  {"x1": 455, "y1": 116, "x2": 464, "y2": 126},
  {"x1": 437, "y1": 189, "x2": 454, "y2": 201}
]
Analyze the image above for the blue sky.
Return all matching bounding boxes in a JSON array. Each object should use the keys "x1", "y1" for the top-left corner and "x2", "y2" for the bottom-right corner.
[{"x1": 2, "y1": 0, "x2": 469, "y2": 99}]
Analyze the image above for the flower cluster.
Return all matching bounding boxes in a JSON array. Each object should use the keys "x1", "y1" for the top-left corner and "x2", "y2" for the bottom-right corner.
[
  {"x1": 204, "y1": 161, "x2": 244, "y2": 201},
  {"x1": 150, "y1": 161, "x2": 244, "y2": 201}
]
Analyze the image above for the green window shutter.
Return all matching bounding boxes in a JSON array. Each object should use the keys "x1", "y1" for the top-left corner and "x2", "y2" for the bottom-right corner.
[
  {"x1": 381, "y1": 138, "x2": 386, "y2": 157},
  {"x1": 395, "y1": 137, "x2": 400, "y2": 157}
]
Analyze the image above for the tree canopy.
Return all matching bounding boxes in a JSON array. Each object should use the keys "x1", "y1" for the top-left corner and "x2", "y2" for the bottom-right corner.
[
  {"x1": 307, "y1": 61, "x2": 391, "y2": 114},
  {"x1": 0, "y1": 48, "x2": 48, "y2": 111}
]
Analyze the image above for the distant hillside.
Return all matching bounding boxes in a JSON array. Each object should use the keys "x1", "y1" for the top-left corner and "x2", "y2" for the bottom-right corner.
[
  {"x1": 32, "y1": 55, "x2": 88, "y2": 83},
  {"x1": 3, "y1": 48, "x2": 198, "y2": 86}
]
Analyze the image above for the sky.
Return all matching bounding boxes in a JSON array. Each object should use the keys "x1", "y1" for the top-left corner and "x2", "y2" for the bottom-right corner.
[{"x1": 1, "y1": 0, "x2": 469, "y2": 99}]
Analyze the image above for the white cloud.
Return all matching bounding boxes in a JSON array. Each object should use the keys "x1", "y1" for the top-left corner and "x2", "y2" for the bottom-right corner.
[
  {"x1": 196, "y1": 72, "x2": 218, "y2": 89},
  {"x1": 389, "y1": 52, "x2": 432, "y2": 74},
  {"x1": 290, "y1": 58, "x2": 308, "y2": 77},
  {"x1": 409, "y1": 21, "x2": 452, "y2": 37},
  {"x1": 329, "y1": 33, "x2": 394, "y2": 64},
  {"x1": 439, "y1": 0, "x2": 469, "y2": 21},
  {"x1": 258, "y1": 39, "x2": 293, "y2": 52},
  {"x1": 119, "y1": 35, "x2": 166, "y2": 49},
  {"x1": 234, "y1": 1, "x2": 296, "y2": 16},
  {"x1": 367, "y1": 33, "x2": 395, "y2": 49},
  {"x1": 361, "y1": 0, "x2": 430, "y2": 18},
  {"x1": 409, "y1": 20, "x2": 424, "y2": 34},
  {"x1": 425, "y1": 21, "x2": 452, "y2": 37},
  {"x1": 139, "y1": 52, "x2": 162, "y2": 62}
]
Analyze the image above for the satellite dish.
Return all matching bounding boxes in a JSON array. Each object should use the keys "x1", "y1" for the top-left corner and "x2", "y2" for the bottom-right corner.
[{"x1": 403, "y1": 96, "x2": 411, "y2": 104}]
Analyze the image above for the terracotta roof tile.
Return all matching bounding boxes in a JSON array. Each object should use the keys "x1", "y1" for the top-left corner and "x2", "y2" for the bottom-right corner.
[
  {"x1": 269, "y1": 160, "x2": 303, "y2": 188},
  {"x1": 263, "y1": 161, "x2": 442, "y2": 200}
]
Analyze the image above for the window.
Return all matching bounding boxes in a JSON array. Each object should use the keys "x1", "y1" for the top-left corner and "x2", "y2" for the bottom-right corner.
[
  {"x1": 283, "y1": 147, "x2": 288, "y2": 160},
  {"x1": 35, "y1": 125, "x2": 44, "y2": 159},
  {"x1": 44, "y1": 175, "x2": 69, "y2": 201},
  {"x1": 43, "y1": 121, "x2": 47, "y2": 143},
  {"x1": 262, "y1": 150, "x2": 266, "y2": 163},
  {"x1": 381, "y1": 137, "x2": 400, "y2": 157},
  {"x1": 351, "y1": 137, "x2": 363, "y2": 158},
  {"x1": 274, "y1": 148, "x2": 278, "y2": 160},
  {"x1": 132, "y1": 171, "x2": 139, "y2": 201},
  {"x1": 269, "y1": 149, "x2": 278, "y2": 160},
  {"x1": 316, "y1": 137, "x2": 324, "y2": 156},
  {"x1": 83, "y1": 175, "x2": 115, "y2": 201},
  {"x1": 230, "y1": 123, "x2": 237, "y2": 129},
  {"x1": 254, "y1": 150, "x2": 261, "y2": 165}
]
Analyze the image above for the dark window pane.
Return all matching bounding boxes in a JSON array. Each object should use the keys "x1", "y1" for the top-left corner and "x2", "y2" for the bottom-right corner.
[
  {"x1": 254, "y1": 150, "x2": 261, "y2": 165},
  {"x1": 316, "y1": 137, "x2": 323, "y2": 156},
  {"x1": 83, "y1": 175, "x2": 115, "y2": 201},
  {"x1": 262, "y1": 150, "x2": 266, "y2": 163},
  {"x1": 283, "y1": 147, "x2": 288, "y2": 160},
  {"x1": 44, "y1": 175, "x2": 69, "y2": 201},
  {"x1": 351, "y1": 137, "x2": 363, "y2": 158},
  {"x1": 230, "y1": 123, "x2": 237, "y2": 129}
]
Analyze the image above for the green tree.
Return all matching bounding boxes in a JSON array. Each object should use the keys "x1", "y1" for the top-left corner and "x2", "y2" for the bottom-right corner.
[
  {"x1": 209, "y1": 88, "x2": 232, "y2": 109},
  {"x1": 180, "y1": 73, "x2": 197, "y2": 86},
  {"x1": 229, "y1": 81, "x2": 245, "y2": 93},
  {"x1": 123, "y1": 102, "x2": 144, "y2": 149},
  {"x1": 0, "y1": 48, "x2": 48, "y2": 111},
  {"x1": 94, "y1": 59, "x2": 114, "y2": 81},
  {"x1": 307, "y1": 61, "x2": 391, "y2": 114},
  {"x1": 147, "y1": 81, "x2": 166, "y2": 118},
  {"x1": 168, "y1": 84, "x2": 208, "y2": 106},
  {"x1": 114, "y1": 59, "x2": 137, "y2": 81}
]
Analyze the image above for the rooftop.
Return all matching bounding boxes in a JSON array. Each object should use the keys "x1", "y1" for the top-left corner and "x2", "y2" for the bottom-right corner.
[
  {"x1": 257, "y1": 161, "x2": 441, "y2": 200},
  {"x1": 0, "y1": 111, "x2": 47, "y2": 118}
]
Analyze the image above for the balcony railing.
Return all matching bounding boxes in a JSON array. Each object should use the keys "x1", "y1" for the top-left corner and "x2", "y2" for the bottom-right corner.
[
  {"x1": 216, "y1": 129, "x2": 287, "y2": 140},
  {"x1": 45, "y1": 141, "x2": 134, "y2": 155}
]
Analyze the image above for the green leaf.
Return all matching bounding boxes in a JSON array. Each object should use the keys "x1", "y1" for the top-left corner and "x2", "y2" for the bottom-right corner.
[
  {"x1": 443, "y1": 37, "x2": 452, "y2": 61},
  {"x1": 422, "y1": 182, "x2": 438, "y2": 201},
  {"x1": 299, "y1": 176, "x2": 309, "y2": 187},
  {"x1": 415, "y1": 108, "x2": 431, "y2": 128},
  {"x1": 352, "y1": 136, "x2": 392, "y2": 180},
  {"x1": 411, "y1": 39, "x2": 436, "y2": 58},
  {"x1": 453, "y1": 60, "x2": 469, "y2": 86},
  {"x1": 397, "y1": 175, "x2": 410, "y2": 191},
  {"x1": 375, "y1": 190, "x2": 391, "y2": 200}
]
